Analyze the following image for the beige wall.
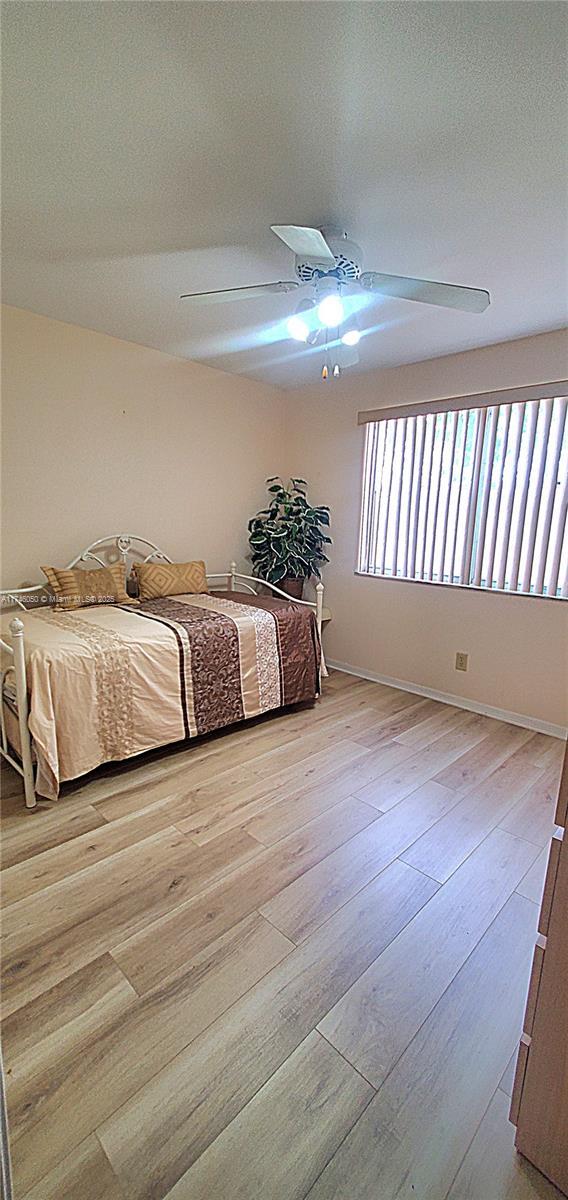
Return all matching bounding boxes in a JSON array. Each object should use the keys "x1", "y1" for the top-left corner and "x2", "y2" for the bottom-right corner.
[
  {"x1": 1, "y1": 305, "x2": 285, "y2": 584},
  {"x1": 286, "y1": 330, "x2": 568, "y2": 730},
  {"x1": 2, "y1": 308, "x2": 567, "y2": 730}
]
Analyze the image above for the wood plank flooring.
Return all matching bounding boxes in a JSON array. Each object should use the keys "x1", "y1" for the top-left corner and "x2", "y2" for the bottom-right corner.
[{"x1": 1, "y1": 670, "x2": 564, "y2": 1200}]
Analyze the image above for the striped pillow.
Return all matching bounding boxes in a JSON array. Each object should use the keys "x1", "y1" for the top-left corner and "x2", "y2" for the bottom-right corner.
[
  {"x1": 41, "y1": 563, "x2": 135, "y2": 610},
  {"x1": 133, "y1": 560, "x2": 207, "y2": 599}
]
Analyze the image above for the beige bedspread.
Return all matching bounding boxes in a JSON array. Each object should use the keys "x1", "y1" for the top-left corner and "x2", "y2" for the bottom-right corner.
[{"x1": 1, "y1": 591, "x2": 320, "y2": 799}]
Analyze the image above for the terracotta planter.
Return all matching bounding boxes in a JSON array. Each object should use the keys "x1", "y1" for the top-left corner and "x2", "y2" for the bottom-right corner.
[{"x1": 279, "y1": 576, "x2": 305, "y2": 600}]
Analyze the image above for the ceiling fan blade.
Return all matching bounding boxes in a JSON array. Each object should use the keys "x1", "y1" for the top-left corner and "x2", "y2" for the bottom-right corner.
[
  {"x1": 359, "y1": 272, "x2": 490, "y2": 313},
  {"x1": 180, "y1": 281, "x2": 301, "y2": 304},
  {"x1": 270, "y1": 225, "x2": 336, "y2": 266}
]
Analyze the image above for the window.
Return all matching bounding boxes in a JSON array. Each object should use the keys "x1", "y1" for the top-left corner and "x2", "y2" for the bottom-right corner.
[{"x1": 358, "y1": 392, "x2": 568, "y2": 598}]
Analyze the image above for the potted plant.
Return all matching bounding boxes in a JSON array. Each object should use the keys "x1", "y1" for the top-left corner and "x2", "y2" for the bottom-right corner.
[{"x1": 248, "y1": 477, "x2": 331, "y2": 598}]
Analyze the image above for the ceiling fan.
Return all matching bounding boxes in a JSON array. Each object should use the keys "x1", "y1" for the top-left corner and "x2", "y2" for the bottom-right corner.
[
  {"x1": 180, "y1": 224, "x2": 491, "y2": 315},
  {"x1": 180, "y1": 225, "x2": 490, "y2": 378}
]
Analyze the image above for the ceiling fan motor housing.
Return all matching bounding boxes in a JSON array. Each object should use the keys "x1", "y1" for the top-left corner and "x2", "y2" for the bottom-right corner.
[{"x1": 294, "y1": 235, "x2": 363, "y2": 284}]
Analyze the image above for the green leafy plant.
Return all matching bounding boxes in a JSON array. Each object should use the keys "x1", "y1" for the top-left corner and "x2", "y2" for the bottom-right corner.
[{"x1": 248, "y1": 478, "x2": 331, "y2": 585}]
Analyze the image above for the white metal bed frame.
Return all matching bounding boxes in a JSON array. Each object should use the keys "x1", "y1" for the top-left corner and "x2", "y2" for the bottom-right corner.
[{"x1": 0, "y1": 533, "x2": 324, "y2": 810}]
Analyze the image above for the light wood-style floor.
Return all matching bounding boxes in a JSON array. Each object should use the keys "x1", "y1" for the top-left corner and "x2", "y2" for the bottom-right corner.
[{"x1": 1, "y1": 671, "x2": 565, "y2": 1200}]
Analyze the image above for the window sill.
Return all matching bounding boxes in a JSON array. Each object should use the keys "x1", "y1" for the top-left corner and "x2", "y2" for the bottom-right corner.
[{"x1": 353, "y1": 571, "x2": 566, "y2": 603}]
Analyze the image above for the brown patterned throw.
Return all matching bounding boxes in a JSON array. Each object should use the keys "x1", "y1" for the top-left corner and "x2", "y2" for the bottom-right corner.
[
  {"x1": 131, "y1": 591, "x2": 320, "y2": 735},
  {"x1": 132, "y1": 598, "x2": 245, "y2": 736},
  {"x1": 212, "y1": 592, "x2": 321, "y2": 706}
]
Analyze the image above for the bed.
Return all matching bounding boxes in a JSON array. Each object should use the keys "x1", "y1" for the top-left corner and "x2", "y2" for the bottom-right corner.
[{"x1": 0, "y1": 534, "x2": 324, "y2": 808}]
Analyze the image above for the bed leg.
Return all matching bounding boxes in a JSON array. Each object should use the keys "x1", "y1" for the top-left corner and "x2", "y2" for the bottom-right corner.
[
  {"x1": 9, "y1": 617, "x2": 36, "y2": 809},
  {"x1": 315, "y1": 581, "x2": 327, "y2": 684}
]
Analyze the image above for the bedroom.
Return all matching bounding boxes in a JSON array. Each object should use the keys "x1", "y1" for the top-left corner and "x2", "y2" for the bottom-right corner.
[{"x1": 1, "y1": 2, "x2": 567, "y2": 1198}]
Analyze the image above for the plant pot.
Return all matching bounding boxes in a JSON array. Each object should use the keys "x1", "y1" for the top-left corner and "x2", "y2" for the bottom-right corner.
[{"x1": 280, "y1": 576, "x2": 305, "y2": 600}]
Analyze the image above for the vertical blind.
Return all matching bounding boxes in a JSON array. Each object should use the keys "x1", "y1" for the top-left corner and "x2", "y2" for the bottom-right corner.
[{"x1": 358, "y1": 395, "x2": 568, "y2": 598}]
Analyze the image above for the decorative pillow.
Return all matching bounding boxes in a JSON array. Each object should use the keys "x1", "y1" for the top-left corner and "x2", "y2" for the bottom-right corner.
[
  {"x1": 40, "y1": 562, "x2": 136, "y2": 610},
  {"x1": 133, "y1": 559, "x2": 208, "y2": 600}
]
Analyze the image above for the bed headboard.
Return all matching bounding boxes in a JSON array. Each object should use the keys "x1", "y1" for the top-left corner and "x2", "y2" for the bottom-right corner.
[
  {"x1": 0, "y1": 533, "x2": 174, "y2": 609},
  {"x1": 66, "y1": 533, "x2": 173, "y2": 571}
]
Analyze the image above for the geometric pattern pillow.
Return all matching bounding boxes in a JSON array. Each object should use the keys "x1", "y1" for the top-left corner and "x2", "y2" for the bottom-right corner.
[
  {"x1": 132, "y1": 559, "x2": 208, "y2": 600},
  {"x1": 40, "y1": 562, "x2": 136, "y2": 610}
]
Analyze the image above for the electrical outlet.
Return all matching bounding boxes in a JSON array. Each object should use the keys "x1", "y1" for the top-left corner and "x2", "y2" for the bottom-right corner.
[{"x1": 455, "y1": 652, "x2": 469, "y2": 672}]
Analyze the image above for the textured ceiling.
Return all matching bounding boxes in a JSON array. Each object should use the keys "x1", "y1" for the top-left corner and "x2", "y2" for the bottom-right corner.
[{"x1": 2, "y1": 1, "x2": 567, "y2": 387}]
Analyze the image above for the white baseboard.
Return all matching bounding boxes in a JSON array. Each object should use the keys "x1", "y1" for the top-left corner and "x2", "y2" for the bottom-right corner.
[{"x1": 327, "y1": 659, "x2": 568, "y2": 741}]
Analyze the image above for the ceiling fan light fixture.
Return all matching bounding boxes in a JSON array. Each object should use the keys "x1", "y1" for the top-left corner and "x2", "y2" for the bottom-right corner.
[
  {"x1": 287, "y1": 313, "x2": 310, "y2": 342},
  {"x1": 318, "y1": 293, "x2": 344, "y2": 327},
  {"x1": 340, "y1": 317, "x2": 360, "y2": 346},
  {"x1": 287, "y1": 298, "x2": 316, "y2": 342}
]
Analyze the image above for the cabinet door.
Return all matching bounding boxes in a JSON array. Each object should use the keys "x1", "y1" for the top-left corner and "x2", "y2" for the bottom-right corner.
[{"x1": 514, "y1": 746, "x2": 568, "y2": 1194}]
